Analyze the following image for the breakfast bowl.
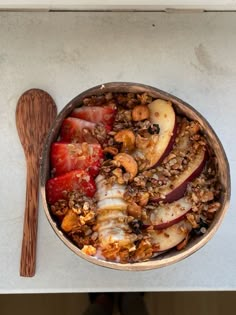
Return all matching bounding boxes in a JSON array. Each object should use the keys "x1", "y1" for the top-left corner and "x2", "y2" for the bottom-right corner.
[{"x1": 40, "y1": 82, "x2": 230, "y2": 271}]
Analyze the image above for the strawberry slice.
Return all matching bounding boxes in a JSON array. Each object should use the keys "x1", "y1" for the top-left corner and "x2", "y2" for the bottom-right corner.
[
  {"x1": 71, "y1": 106, "x2": 116, "y2": 130},
  {"x1": 60, "y1": 117, "x2": 97, "y2": 143},
  {"x1": 51, "y1": 142, "x2": 103, "y2": 177},
  {"x1": 46, "y1": 170, "x2": 96, "y2": 204}
]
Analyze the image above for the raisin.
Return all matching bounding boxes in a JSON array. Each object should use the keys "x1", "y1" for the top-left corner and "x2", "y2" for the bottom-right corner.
[
  {"x1": 129, "y1": 219, "x2": 144, "y2": 235},
  {"x1": 148, "y1": 123, "x2": 160, "y2": 134},
  {"x1": 192, "y1": 218, "x2": 209, "y2": 236}
]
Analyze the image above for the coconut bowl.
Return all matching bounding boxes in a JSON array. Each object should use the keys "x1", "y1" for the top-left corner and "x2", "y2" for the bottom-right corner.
[{"x1": 40, "y1": 82, "x2": 230, "y2": 271}]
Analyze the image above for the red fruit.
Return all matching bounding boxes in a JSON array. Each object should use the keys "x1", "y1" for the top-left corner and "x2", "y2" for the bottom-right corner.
[
  {"x1": 50, "y1": 142, "x2": 103, "y2": 177},
  {"x1": 151, "y1": 147, "x2": 207, "y2": 203},
  {"x1": 60, "y1": 117, "x2": 96, "y2": 143},
  {"x1": 46, "y1": 170, "x2": 96, "y2": 204},
  {"x1": 71, "y1": 106, "x2": 116, "y2": 129}
]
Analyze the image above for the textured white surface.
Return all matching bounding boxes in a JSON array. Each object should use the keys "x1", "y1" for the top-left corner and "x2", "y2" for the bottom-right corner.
[
  {"x1": 0, "y1": 1, "x2": 236, "y2": 11},
  {"x1": 0, "y1": 12, "x2": 235, "y2": 293}
]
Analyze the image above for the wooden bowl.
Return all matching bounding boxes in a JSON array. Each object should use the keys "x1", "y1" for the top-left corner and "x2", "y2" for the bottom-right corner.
[{"x1": 40, "y1": 82, "x2": 231, "y2": 271}]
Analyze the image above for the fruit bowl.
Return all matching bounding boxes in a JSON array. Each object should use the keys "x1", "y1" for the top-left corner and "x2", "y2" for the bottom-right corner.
[{"x1": 40, "y1": 82, "x2": 230, "y2": 271}]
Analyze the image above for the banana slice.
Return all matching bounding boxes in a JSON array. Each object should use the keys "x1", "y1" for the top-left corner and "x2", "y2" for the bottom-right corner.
[
  {"x1": 99, "y1": 228, "x2": 136, "y2": 247},
  {"x1": 95, "y1": 175, "x2": 136, "y2": 258},
  {"x1": 97, "y1": 198, "x2": 127, "y2": 211},
  {"x1": 97, "y1": 209, "x2": 127, "y2": 222},
  {"x1": 99, "y1": 220, "x2": 128, "y2": 232},
  {"x1": 96, "y1": 187, "x2": 125, "y2": 200},
  {"x1": 99, "y1": 228, "x2": 125, "y2": 245}
]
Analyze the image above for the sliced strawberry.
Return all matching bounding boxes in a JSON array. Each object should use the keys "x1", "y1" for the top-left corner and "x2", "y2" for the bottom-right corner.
[
  {"x1": 51, "y1": 142, "x2": 103, "y2": 177},
  {"x1": 46, "y1": 170, "x2": 96, "y2": 204},
  {"x1": 59, "y1": 117, "x2": 97, "y2": 143},
  {"x1": 71, "y1": 106, "x2": 116, "y2": 129}
]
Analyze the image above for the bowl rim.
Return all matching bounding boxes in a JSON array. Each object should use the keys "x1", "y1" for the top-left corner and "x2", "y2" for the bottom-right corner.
[{"x1": 40, "y1": 81, "x2": 231, "y2": 271}]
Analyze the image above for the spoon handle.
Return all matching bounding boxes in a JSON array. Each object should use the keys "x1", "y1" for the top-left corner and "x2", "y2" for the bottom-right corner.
[{"x1": 20, "y1": 156, "x2": 39, "y2": 277}]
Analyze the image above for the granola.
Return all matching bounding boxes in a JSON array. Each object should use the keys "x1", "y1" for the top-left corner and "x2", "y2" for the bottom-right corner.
[{"x1": 47, "y1": 92, "x2": 222, "y2": 263}]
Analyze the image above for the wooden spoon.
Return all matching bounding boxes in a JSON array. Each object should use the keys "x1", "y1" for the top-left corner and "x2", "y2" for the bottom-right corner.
[{"x1": 16, "y1": 89, "x2": 57, "y2": 277}]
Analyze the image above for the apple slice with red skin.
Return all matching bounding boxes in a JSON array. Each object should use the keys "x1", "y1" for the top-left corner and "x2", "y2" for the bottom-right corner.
[
  {"x1": 149, "y1": 219, "x2": 192, "y2": 252},
  {"x1": 135, "y1": 99, "x2": 177, "y2": 169},
  {"x1": 148, "y1": 99, "x2": 177, "y2": 166},
  {"x1": 144, "y1": 197, "x2": 192, "y2": 229},
  {"x1": 152, "y1": 147, "x2": 207, "y2": 203}
]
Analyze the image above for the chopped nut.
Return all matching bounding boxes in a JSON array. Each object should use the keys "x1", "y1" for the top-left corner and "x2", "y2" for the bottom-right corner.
[
  {"x1": 186, "y1": 213, "x2": 199, "y2": 229},
  {"x1": 84, "y1": 212, "x2": 95, "y2": 222},
  {"x1": 132, "y1": 105, "x2": 150, "y2": 121},
  {"x1": 137, "y1": 93, "x2": 152, "y2": 105},
  {"x1": 81, "y1": 245, "x2": 96, "y2": 256},
  {"x1": 132, "y1": 240, "x2": 153, "y2": 262},
  {"x1": 188, "y1": 122, "x2": 200, "y2": 135},
  {"x1": 112, "y1": 168, "x2": 125, "y2": 184},
  {"x1": 201, "y1": 191, "x2": 214, "y2": 203},
  {"x1": 137, "y1": 192, "x2": 150, "y2": 206},
  {"x1": 208, "y1": 202, "x2": 221, "y2": 213},
  {"x1": 127, "y1": 202, "x2": 142, "y2": 219},
  {"x1": 114, "y1": 129, "x2": 135, "y2": 152}
]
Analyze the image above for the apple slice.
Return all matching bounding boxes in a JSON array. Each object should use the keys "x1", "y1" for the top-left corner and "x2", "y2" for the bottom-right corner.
[
  {"x1": 149, "y1": 220, "x2": 192, "y2": 252},
  {"x1": 134, "y1": 99, "x2": 177, "y2": 169},
  {"x1": 144, "y1": 197, "x2": 192, "y2": 229},
  {"x1": 152, "y1": 147, "x2": 207, "y2": 203}
]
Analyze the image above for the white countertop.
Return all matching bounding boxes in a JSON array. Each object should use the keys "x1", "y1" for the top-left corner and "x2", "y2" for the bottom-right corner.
[
  {"x1": 1, "y1": 1, "x2": 236, "y2": 11},
  {"x1": 0, "y1": 11, "x2": 235, "y2": 293}
]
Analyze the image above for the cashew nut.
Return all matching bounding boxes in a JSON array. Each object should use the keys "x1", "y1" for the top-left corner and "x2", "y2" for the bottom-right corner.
[
  {"x1": 103, "y1": 146, "x2": 119, "y2": 156},
  {"x1": 132, "y1": 105, "x2": 150, "y2": 121},
  {"x1": 114, "y1": 153, "x2": 138, "y2": 181},
  {"x1": 114, "y1": 129, "x2": 135, "y2": 152}
]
